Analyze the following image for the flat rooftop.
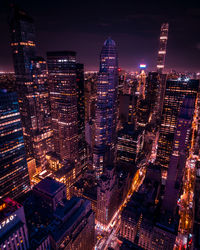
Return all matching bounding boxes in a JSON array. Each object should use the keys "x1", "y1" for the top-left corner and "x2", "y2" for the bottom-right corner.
[
  {"x1": 33, "y1": 177, "x2": 65, "y2": 197},
  {"x1": 53, "y1": 164, "x2": 74, "y2": 179}
]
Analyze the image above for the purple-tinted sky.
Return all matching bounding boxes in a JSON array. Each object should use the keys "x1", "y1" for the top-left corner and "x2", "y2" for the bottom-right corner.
[{"x1": 1, "y1": 0, "x2": 200, "y2": 72}]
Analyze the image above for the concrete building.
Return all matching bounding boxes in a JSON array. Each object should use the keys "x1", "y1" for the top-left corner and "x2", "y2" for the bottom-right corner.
[
  {"x1": 48, "y1": 197, "x2": 95, "y2": 249},
  {"x1": 96, "y1": 166, "x2": 118, "y2": 228}
]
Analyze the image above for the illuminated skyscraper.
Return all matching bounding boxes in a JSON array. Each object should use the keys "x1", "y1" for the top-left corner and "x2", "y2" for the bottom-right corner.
[
  {"x1": 30, "y1": 57, "x2": 53, "y2": 170},
  {"x1": 76, "y1": 63, "x2": 87, "y2": 170},
  {"x1": 137, "y1": 64, "x2": 147, "y2": 99},
  {"x1": 9, "y1": 6, "x2": 52, "y2": 170},
  {"x1": 0, "y1": 90, "x2": 30, "y2": 199},
  {"x1": 157, "y1": 23, "x2": 169, "y2": 73},
  {"x1": 9, "y1": 5, "x2": 36, "y2": 159},
  {"x1": 47, "y1": 51, "x2": 79, "y2": 172},
  {"x1": 156, "y1": 78, "x2": 199, "y2": 171},
  {"x1": 146, "y1": 72, "x2": 167, "y2": 122},
  {"x1": 93, "y1": 38, "x2": 119, "y2": 177},
  {"x1": 162, "y1": 96, "x2": 195, "y2": 213}
]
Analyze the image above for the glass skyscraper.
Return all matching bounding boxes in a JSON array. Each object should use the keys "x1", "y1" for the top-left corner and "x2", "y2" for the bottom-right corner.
[
  {"x1": 93, "y1": 38, "x2": 119, "y2": 177},
  {"x1": 0, "y1": 90, "x2": 30, "y2": 199},
  {"x1": 9, "y1": 5, "x2": 36, "y2": 159},
  {"x1": 47, "y1": 51, "x2": 79, "y2": 172},
  {"x1": 30, "y1": 57, "x2": 53, "y2": 169},
  {"x1": 9, "y1": 5, "x2": 52, "y2": 170}
]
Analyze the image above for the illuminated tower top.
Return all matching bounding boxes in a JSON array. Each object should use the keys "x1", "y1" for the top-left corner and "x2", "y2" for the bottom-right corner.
[
  {"x1": 9, "y1": 4, "x2": 36, "y2": 79},
  {"x1": 93, "y1": 38, "x2": 118, "y2": 177},
  {"x1": 157, "y1": 23, "x2": 169, "y2": 73}
]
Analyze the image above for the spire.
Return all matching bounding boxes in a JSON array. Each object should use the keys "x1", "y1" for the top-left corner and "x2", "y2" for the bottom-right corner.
[{"x1": 103, "y1": 37, "x2": 116, "y2": 46}]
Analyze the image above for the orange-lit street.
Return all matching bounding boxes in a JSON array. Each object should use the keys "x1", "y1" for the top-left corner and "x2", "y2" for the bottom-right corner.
[
  {"x1": 175, "y1": 99, "x2": 198, "y2": 250},
  {"x1": 175, "y1": 156, "x2": 196, "y2": 249}
]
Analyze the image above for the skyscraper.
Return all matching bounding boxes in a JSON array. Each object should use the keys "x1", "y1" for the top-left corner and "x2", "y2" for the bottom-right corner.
[
  {"x1": 156, "y1": 78, "x2": 199, "y2": 171},
  {"x1": 157, "y1": 23, "x2": 169, "y2": 73},
  {"x1": 96, "y1": 166, "x2": 118, "y2": 228},
  {"x1": 30, "y1": 57, "x2": 53, "y2": 170},
  {"x1": 9, "y1": 5, "x2": 36, "y2": 159},
  {"x1": 9, "y1": 5, "x2": 52, "y2": 171},
  {"x1": 93, "y1": 38, "x2": 119, "y2": 177},
  {"x1": 146, "y1": 72, "x2": 167, "y2": 122},
  {"x1": 47, "y1": 51, "x2": 79, "y2": 171},
  {"x1": 0, "y1": 90, "x2": 30, "y2": 199},
  {"x1": 76, "y1": 63, "x2": 87, "y2": 170},
  {"x1": 162, "y1": 96, "x2": 195, "y2": 213}
]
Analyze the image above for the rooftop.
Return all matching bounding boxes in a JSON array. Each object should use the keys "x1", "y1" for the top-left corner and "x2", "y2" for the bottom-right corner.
[
  {"x1": 53, "y1": 163, "x2": 75, "y2": 179},
  {"x1": 33, "y1": 177, "x2": 65, "y2": 197},
  {"x1": 0, "y1": 198, "x2": 21, "y2": 222}
]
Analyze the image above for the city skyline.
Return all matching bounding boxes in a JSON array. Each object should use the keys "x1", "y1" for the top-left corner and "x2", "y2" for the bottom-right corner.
[
  {"x1": 1, "y1": 2, "x2": 200, "y2": 250},
  {"x1": 1, "y1": 0, "x2": 200, "y2": 72}
]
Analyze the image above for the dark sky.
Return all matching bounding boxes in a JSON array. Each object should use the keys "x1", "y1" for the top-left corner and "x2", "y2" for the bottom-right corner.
[{"x1": 1, "y1": 0, "x2": 200, "y2": 72}]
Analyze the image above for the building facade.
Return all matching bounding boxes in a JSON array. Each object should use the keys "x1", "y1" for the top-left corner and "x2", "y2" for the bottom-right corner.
[
  {"x1": 117, "y1": 124, "x2": 144, "y2": 165},
  {"x1": 47, "y1": 51, "x2": 79, "y2": 173},
  {"x1": 162, "y1": 96, "x2": 195, "y2": 213},
  {"x1": 96, "y1": 166, "x2": 118, "y2": 228},
  {"x1": 156, "y1": 78, "x2": 199, "y2": 171},
  {"x1": 0, "y1": 90, "x2": 30, "y2": 199},
  {"x1": 0, "y1": 198, "x2": 29, "y2": 249}
]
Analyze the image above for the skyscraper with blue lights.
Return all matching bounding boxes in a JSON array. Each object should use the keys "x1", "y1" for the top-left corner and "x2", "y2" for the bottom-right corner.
[
  {"x1": 93, "y1": 38, "x2": 119, "y2": 177},
  {"x1": 0, "y1": 90, "x2": 30, "y2": 199}
]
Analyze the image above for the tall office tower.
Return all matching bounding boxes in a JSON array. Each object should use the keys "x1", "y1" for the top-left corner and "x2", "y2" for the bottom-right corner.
[
  {"x1": 30, "y1": 57, "x2": 53, "y2": 169},
  {"x1": 146, "y1": 72, "x2": 167, "y2": 122},
  {"x1": 93, "y1": 38, "x2": 119, "y2": 177},
  {"x1": 47, "y1": 52, "x2": 79, "y2": 171},
  {"x1": 9, "y1": 5, "x2": 36, "y2": 158},
  {"x1": 0, "y1": 198, "x2": 29, "y2": 249},
  {"x1": 9, "y1": 6, "x2": 52, "y2": 171},
  {"x1": 162, "y1": 96, "x2": 195, "y2": 213},
  {"x1": 0, "y1": 90, "x2": 30, "y2": 199},
  {"x1": 156, "y1": 78, "x2": 199, "y2": 172},
  {"x1": 76, "y1": 63, "x2": 87, "y2": 170},
  {"x1": 156, "y1": 23, "x2": 169, "y2": 73}
]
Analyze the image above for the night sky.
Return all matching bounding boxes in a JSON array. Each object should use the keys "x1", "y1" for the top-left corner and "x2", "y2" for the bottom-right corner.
[{"x1": 1, "y1": 0, "x2": 200, "y2": 72}]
